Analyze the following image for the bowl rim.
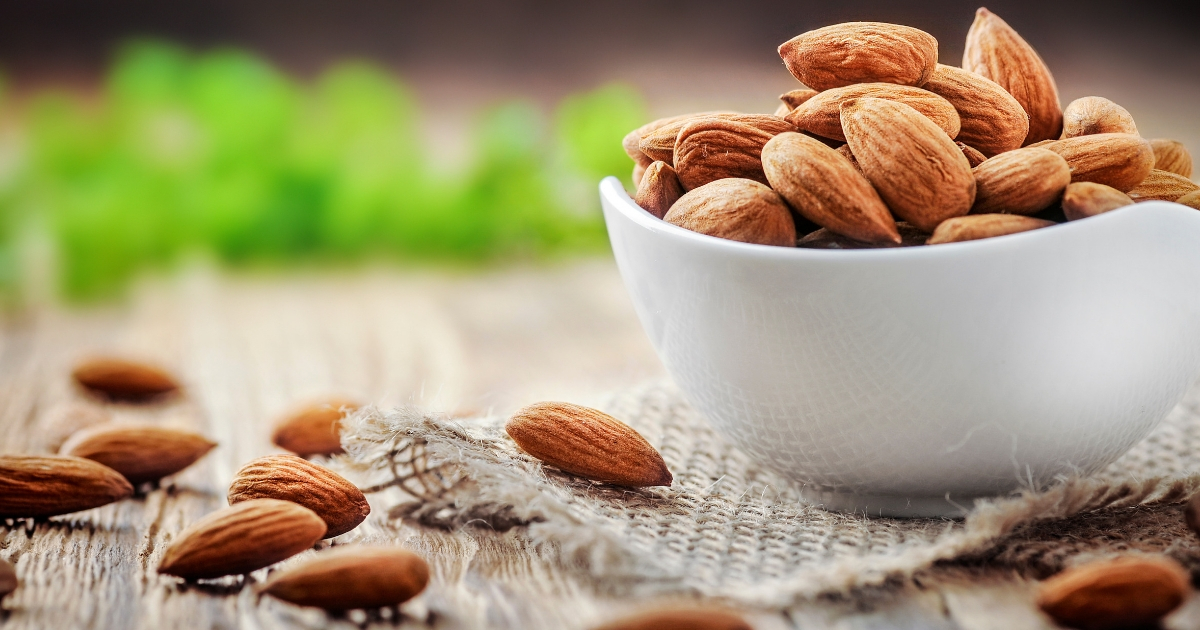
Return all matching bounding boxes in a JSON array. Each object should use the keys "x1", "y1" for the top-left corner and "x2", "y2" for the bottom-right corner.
[{"x1": 600, "y1": 176, "x2": 1194, "y2": 261}]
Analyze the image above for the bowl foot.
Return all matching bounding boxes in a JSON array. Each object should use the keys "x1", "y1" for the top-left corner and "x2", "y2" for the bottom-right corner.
[{"x1": 801, "y1": 489, "x2": 981, "y2": 518}]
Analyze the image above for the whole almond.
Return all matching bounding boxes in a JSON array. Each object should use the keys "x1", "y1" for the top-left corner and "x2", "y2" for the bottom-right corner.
[
  {"x1": 1177, "y1": 190, "x2": 1200, "y2": 210},
  {"x1": 963, "y1": 8, "x2": 1062, "y2": 145},
  {"x1": 1061, "y1": 182, "x2": 1134, "y2": 221},
  {"x1": 1149, "y1": 139, "x2": 1193, "y2": 178},
  {"x1": 261, "y1": 546, "x2": 429, "y2": 610},
  {"x1": 797, "y1": 223, "x2": 929, "y2": 249},
  {"x1": 158, "y1": 499, "x2": 326, "y2": 580},
  {"x1": 921, "y1": 64, "x2": 1029, "y2": 156},
  {"x1": 0, "y1": 558, "x2": 15, "y2": 599},
  {"x1": 778, "y1": 22, "x2": 938, "y2": 91},
  {"x1": 664, "y1": 179, "x2": 796, "y2": 247},
  {"x1": 506, "y1": 401, "x2": 672, "y2": 487},
  {"x1": 842, "y1": 98, "x2": 976, "y2": 231},
  {"x1": 673, "y1": 115, "x2": 795, "y2": 189},
  {"x1": 927, "y1": 214, "x2": 1054, "y2": 244},
  {"x1": 1037, "y1": 557, "x2": 1188, "y2": 630},
  {"x1": 228, "y1": 454, "x2": 370, "y2": 538},
  {"x1": 779, "y1": 88, "x2": 819, "y2": 111},
  {"x1": 591, "y1": 608, "x2": 751, "y2": 630},
  {"x1": 634, "y1": 161, "x2": 685, "y2": 219},
  {"x1": 1043, "y1": 134, "x2": 1155, "y2": 192},
  {"x1": 958, "y1": 142, "x2": 987, "y2": 168},
  {"x1": 636, "y1": 112, "x2": 743, "y2": 165},
  {"x1": 0, "y1": 454, "x2": 133, "y2": 518},
  {"x1": 1127, "y1": 169, "x2": 1200, "y2": 202},
  {"x1": 786, "y1": 83, "x2": 960, "y2": 142},
  {"x1": 72, "y1": 357, "x2": 180, "y2": 401},
  {"x1": 271, "y1": 398, "x2": 358, "y2": 457},
  {"x1": 60, "y1": 423, "x2": 216, "y2": 485},
  {"x1": 762, "y1": 132, "x2": 899, "y2": 244},
  {"x1": 971, "y1": 147, "x2": 1071, "y2": 215},
  {"x1": 1061, "y1": 96, "x2": 1138, "y2": 138}
]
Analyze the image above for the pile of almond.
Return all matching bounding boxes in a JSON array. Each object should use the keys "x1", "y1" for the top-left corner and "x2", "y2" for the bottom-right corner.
[{"x1": 624, "y1": 9, "x2": 1197, "y2": 248}]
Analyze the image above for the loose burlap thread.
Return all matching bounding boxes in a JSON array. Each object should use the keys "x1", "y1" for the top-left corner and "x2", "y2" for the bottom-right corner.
[{"x1": 336, "y1": 382, "x2": 1200, "y2": 609}]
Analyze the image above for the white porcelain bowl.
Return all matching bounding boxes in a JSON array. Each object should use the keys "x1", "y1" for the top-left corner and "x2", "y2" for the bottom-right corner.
[{"x1": 600, "y1": 176, "x2": 1200, "y2": 517}]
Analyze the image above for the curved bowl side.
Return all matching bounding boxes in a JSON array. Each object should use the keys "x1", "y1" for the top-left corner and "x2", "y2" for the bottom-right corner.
[{"x1": 601, "y1": 176, "x2": 1200, "y2": 500}]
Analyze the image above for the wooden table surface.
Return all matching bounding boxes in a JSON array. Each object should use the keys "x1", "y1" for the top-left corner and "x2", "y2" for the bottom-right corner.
[{"x1": 2, "y1": 260, "x2": 1198, "y2": 629}]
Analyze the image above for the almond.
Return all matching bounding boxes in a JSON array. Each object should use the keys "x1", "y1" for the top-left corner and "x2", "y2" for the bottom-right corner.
[
  {"x1": 1149, "y1": 139, "x2": 1193, "y2": 178},
  {"x1": 663, "y1": 179, "x2": 796, "y2": 247},
  {"x1": 1177, "y1": 190, "x2": 1200, "y2": 210},
  {"x1": 778, "y1": 22, "x2": 938, "y2": 91},
  {"x1": 1037, "y1": 557, "x2": 1189, "y2": 630},
  {"x1": 228, "y1": 454, "x2": 370, "y2": 538},
  {"x1": 72, "y1": 357, "x2": 180, "y2": 401},
  {"x1": 1127, "y1": 169, "x2": 1200, "y2": 202},
  {"x1": 60, "y1": 423, "x2": 216, "y2": 485},
  {"x1": 1061, "y1": 96, "x2": 1138, "y2": 138},
  {"x1": 842, "y1": 98, "x2": 976, "y2": 231},
  {"x1": 958, "y1": 142, "x2": 987, "y2": 168},
  {"x1": 1042, "y1": 134, "x2": 1155, "y2": 192},
  {"x1": 591, "y1": 608, "x2": 751, "y2": 630},
  {"x1": 963, "y1": 8, "x2": 1062, "y2": 145},
  {"x1": 921, "y1": 64, "x2": 1029, "y2": 156},
  {"x1": 786, "y1": 83, "x2": 960, "y2": 142},
  {"x1": 1061, "y1": 182, "x2": 1134, "y2": 221},
  {"x1": 634, "y1": 161, "x2": 685, "y2": 219},
  {"x1": 261, "y1": 546, "x2": 429, "y2": 610},
  {"x1": 505, "y1": 401, "x2": 672, "y2": 487},
  {"x1": 970, "y1": 147, "x2": 1071, "y2": 215},
  {"x1": 0, "y1": 455, "x2": 133, "y2": 518},
  {"x1": 673, "y1": 115, "x2": 795, "y2": 189},
  {"x1": 157, "y1": 499, "x2": 325, "y2": 580},
  {"x1": 762, "y1": 132, "x2": 899, "y2": 244},
  {"x1": 635, "y1": 112, "x2": 743, "y2": 165},
  {"x1": 271, "y1": 398, "x2": 358, "y2": 457},
  {"x1": 797, "y1": 223, "x2": 929, "y2": 249},
  {"x1": 927, "y1": 214, "x2": 1054, "y2": 244},
  {"x1": 779, "y1": 88, "x2": 819, "y2": 111},
  {"x1": 0, "y1": 558, "x2": 16, "y2": 599}
]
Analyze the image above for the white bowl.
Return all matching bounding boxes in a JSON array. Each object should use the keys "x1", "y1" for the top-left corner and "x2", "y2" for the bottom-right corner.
[{"x1": 600, "y1": 176, "x2": 1200, "y2": 517}]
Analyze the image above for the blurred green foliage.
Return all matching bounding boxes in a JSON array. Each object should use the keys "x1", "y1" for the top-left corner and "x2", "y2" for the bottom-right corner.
[{"x1": 0, "y1": 41, "x2": 646, "y2": 301}]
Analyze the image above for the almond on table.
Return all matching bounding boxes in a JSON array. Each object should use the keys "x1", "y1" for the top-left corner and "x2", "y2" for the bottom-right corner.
[
  {"x1": 1036, "y1": 557, "x2": 1189, "y2": 630},
  {"x1": 261, "y1": 545, "x2": 430, "y2": 610},
  {"x1": 60, "y1": 423, "x2": 216, "y2": 485},
  {"x1": 72, "y1": 357, "x2": 180, "y2": 402},
  {"x1": 0, "y1": 455, "x2": 133, "y2": 518},
  {"x1": 271, "y1": 398, "x2": 359, "y2": 457},
  {"x1": 228, "y1": 454, "x2": 370, "y2": 538}
]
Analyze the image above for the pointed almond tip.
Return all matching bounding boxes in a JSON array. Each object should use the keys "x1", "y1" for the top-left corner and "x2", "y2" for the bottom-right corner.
[{"x1": 977, "y1": 7, "x2": 992, "y2": 17}]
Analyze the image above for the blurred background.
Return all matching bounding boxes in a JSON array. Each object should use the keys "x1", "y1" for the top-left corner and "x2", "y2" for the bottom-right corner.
[{"x1": 0, "y1": 0, "x2": 1196, "y2": 302}]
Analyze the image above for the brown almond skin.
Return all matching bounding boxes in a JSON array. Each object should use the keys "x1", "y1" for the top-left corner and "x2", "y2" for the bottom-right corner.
[
  {"x1": 664, "y1": 179, "x2": 796, "y2": 247},
  {"x1": 635, "y1": 112, "x2": 743, "y2": 165},
  {"x1": 506, "y1": 402, "x2": 672, "y2": 487},
  {"x1": 60, "y1": 423, "x2": 216, "y2": 485},
  {"x1": 1037, "y1": 557, "x2": 1188, "y2": 630},
  {"x1": 963, "y1": 8, "x2": 1062, "y2": 145},
  {"x1": 0, "y1": 455, "x2": 133, "y2": 518},
  {"x1": 958, "y1": 142, "x2": 987, "y2": 168},
  {"x1": 271, "y1": 398, "x2": 358, "y2": 457},
  {"x1": 842, "y1": 98, "x2": 976, "y2": 232},
  {"x1": 673, "y1": 116, "x2": 795, "y2": 190},
  {"x1": 1150, "y1": 139, "x2": 1192, "y2": 178},
  {"x1": 779, "y1": 22, "x2": 938, "y2": 91},
  {"x1": 1061, "y1": 96, "x2": 1138, "y2": 138},
  {"x1": 779, "y1": 88, "x2": 819, "y2": 111},
  {"x1": 970, "y1": 147, "x2": 1071, "y2": 215},
  {"x1": 72, "y1": 357, "x2": 180, "y2": 401},
  {"x1": 634, "y1": 161, "x2": 685, "y2": 219},
  {"x1": 1177, "y1": 190, "x2": 1200, "y2": 210},
  {"x1": 262, "y1": 546, "x2": 429, "y2": 610},
  {"x1": 927, "y1": 214, "x2": 1054, "y2": 245},
  {"x1": 922, "y1": 64, "x2": 1029, "y2": 156},
  {"x1": 1127, "y1": 169, "x2": 1200, "y2": 202},
  {"x1": 158, "y1": 499, "x2": 326, "y2": 580},
  {"x1": 797, "y1": 223, "x2": 928, "y2": 249},
  {"x1": 228, "y1": 454, "x2": 370, "y2": 538},
  {"x1": 1062, "y1": 182, "x2": 1134, "y2": 221},
  {"x1": 762, "y1": 132, "x2": 899, "y2": 244},
  {"x1": 591, "y1": 608, "x2": 751, "y2": 630},
  {"x1": 0, "y1": 558, "x2": 15, "y2": 599},
  {"x1": 786, "y1": 83, "x2": 960, "y2": 142},
  {"x1": 1042, "y1": 134, "x2": 1155, "y2": 192}
]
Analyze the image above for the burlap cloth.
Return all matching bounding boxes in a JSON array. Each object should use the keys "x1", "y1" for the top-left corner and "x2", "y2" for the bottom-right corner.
[{"x1": 336, "y1": 380, "x2": 1200, "y2": 613}]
